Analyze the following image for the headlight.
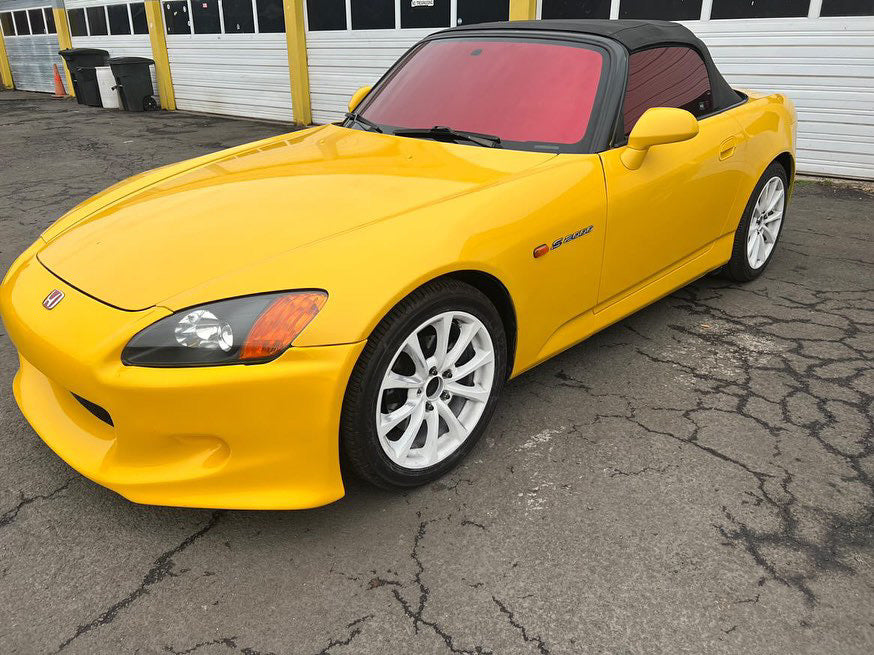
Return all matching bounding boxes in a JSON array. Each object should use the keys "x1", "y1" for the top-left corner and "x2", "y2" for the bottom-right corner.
[{"x1": 122, "y1": 291, "x2": 327, "y2": 367}]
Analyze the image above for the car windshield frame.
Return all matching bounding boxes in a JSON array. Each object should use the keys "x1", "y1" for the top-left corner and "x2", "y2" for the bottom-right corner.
[{"x1": 350, "y1": 32, "x2": 618, "y2": 155}]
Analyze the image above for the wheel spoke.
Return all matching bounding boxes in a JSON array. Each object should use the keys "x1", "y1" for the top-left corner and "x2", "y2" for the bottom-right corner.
[
  {"x1": 379, "y1": 398, "x2": 421, "y2": 436},
  {"x1": 403, "y1": 335, "x2": 428, "y2": 376},
  {"x1": 433, "y1": 314, "x2": 453, "y2": 368},
  {"x1": 420, "y1": 409, "x2": 440, "y2": 465},
  {"x1": 383, "y1": 371, "x2": 423, "y2": 390},
  {"x1": 765, "y1": 185, "x2": 783, "y2": 213},
  {"x1": 444, "y1": 321, "x2": 478, "y2": 370},
  {"x1": 750, "y1": 234, "x2": 762, "y2": 266},
  {"x1": 747, "y1": 230, "x2": 758, "y2": 258},
  {"x1": 436, "y1": 400, "x2": 466, "y2": 445},
  {"x1": 445, "y1": 381, "x2": 489, "y2": 404},
  {"x1": 392, "y1": 402, "x2": 426, "y2": 461},
  {"x1": 763, "y1": 221, "x2": 780, "y2": 242},
  {"x1": 453, "y1": 348, "x2": 494, "y2": 380}
]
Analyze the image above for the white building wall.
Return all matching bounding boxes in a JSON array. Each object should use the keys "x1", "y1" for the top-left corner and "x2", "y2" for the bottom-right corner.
[
  {"x1": 306, "y1": 28, "x2": 434, "y2": 125},
  {"x1": 690, "y1": 17, "x2": 874, "y2": 180}
]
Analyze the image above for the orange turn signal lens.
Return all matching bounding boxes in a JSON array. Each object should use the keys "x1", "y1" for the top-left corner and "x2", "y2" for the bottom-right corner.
[
  {"x1": 533, "y1": 244, "x2": 550, "y2": 258},
  {"x1": 240, "y1": 292, "x2": 327, "y2": 360}
]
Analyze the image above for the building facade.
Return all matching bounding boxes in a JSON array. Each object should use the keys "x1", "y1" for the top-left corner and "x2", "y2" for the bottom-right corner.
[{"x1": 1, "y1": 0, "x2": 872, "y2": 180}]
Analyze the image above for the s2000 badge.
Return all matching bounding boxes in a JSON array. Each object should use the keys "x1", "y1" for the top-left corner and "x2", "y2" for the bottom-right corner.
[{"x1": 533, "y1": 225, "x2": 594, "y2": 258}]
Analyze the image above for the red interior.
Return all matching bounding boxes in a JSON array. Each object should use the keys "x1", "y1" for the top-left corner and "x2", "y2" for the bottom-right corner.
[{"x1": 362, "y1": 39, "x2": 605, "y2": 145}]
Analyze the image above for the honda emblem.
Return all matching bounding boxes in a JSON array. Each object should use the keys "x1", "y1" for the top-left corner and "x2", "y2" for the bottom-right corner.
[{"x1": 42, "y1": 289, "x2": 64, "y2": 310}]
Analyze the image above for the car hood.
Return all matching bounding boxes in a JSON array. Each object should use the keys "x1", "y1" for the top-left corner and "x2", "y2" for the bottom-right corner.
[{"x1": 37, "y1": 125, "x2": 555, "y2": 311}]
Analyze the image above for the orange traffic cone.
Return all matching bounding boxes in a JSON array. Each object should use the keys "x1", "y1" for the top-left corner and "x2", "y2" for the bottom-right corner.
[{"x1": 52, "y1": 64, "x2": 67, "y2": 98}]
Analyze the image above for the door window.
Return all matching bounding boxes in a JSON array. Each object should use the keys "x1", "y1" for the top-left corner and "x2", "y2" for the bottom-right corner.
[
  {"x1": 108, "y1": 4, "x2": 132, "y2": 35},
  {"x1": 622, "y1": 46, "x2": 713, "y2": 136},
  {"x1": 68, "y1": 8, "x2": 87, "y2": 36},
  {"x1": 223, "y1": 0, "x2": 255, "y2": 33},
  {"x1": 28, "y1": 8, "x2": 46, "y2": 34},
  {"x1": 13, "y1": 11, "x2": 30, "y2": 35},
  {"x1": 86, "y1": 6, "x2": 109, "y2": 35}
]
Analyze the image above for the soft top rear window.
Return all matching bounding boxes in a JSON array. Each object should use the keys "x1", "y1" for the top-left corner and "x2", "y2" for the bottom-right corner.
[{"x1": 358, "y1": 37, "x2": 607, "y2": 152}]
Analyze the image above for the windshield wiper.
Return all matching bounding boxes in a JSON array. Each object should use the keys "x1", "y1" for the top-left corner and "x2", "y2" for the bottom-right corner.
[
  {"x1": 345, "y1": 112, "x2": 383, "y2": 133},
  {"x1": 392, "y1": 126, "x2": 502, "y2": 148}
]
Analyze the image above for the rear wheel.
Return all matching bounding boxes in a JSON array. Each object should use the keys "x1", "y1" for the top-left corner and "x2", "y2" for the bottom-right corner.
[
  {"x1": 341, "y1": 279, "x2": 507, "y2": 489},
  {"x1": 724, "y1": 162, "x2": 788, "y2": 282}
]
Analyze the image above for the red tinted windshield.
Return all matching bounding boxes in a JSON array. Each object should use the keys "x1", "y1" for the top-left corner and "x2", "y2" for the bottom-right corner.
[{"x1": 361, "y1": 39, "x2": 605, "y2": 146}]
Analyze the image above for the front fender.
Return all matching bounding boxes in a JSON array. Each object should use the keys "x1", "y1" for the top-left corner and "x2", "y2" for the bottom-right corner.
[{"x1": 161, "y1": 153, "x2": 608, "y2": 376}]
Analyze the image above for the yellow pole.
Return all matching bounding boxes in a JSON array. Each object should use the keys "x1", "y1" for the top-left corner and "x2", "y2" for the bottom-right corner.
[
  {"x1": 53, "y1": 5, "x2": 75, "y2": 96},
  {"x1": 283, "y1": 0, "x2": 312, "y2": 126},
  {"x1": 144, "y1": 0, "x2": 176, "y2": 109},
  {"x1": 0, "y1": 25, "x2": 13, "y2": 89},
  {"x1": 509, "y1": 0, "x2": 537, "y2": 20}
]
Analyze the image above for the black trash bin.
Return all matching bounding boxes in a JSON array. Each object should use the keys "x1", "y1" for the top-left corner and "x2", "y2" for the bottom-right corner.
[
  {"x1": 107, "y1": 57, "x2": 157, "y2": 112},
  {"x1": 58, "y1": 48, "x2": 108, "y2": 107}
]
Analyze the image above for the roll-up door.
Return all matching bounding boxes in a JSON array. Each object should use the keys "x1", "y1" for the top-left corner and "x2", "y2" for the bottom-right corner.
[
  {"x1": 162, "y1": 0, "x2": 293, "y2": 122},
  {"x1": 305, "y1": 0, "x2": 510, "y2": 124},
  {"x1": 65, "y1": 1, "x2": 159, "y2": 101},
  {"x1": 0, "y1": 3, "x2": 64, "y2": 92}
]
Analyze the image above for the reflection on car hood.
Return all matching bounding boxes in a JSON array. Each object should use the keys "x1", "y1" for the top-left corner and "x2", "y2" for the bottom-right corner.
[{"x1": 38, "y1": 125, "x2": 555, "y2": 311}]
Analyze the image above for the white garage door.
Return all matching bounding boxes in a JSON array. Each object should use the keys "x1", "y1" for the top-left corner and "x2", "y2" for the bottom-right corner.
[
  {"x1": 693, "y1": 16, "x2": 874, "y2": 181},
  {"x1": 0, "y1": 5, "x2": 63, "y2": 92},
  {"x1": 162, "y1": 0, "x2": 293, "y2": 122},
  {"x1": 533, "y1": 1, "x2": 874, "y2": 180},
  {"x1": 65, "y1": 1, "x2": 159, "y2": 101},
  {"x1": 304, "y1": 0, "x2": 510, "y2": 124}
]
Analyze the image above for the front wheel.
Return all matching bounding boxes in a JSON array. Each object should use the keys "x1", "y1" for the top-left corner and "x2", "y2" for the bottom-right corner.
[
  {"x1": 723, "y1": 162, "x2": 789, "y2": 282},
  {"x1": 341, "y1": 279, "x2": 507, "y2": 489}
]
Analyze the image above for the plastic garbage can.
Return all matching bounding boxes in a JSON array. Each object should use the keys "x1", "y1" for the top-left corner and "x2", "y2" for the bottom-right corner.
[
  {"x1": 107, "y1": 57, "x2": 157, "y2": 112},
  {"x1": 58, "y1": 48, "x2": 108, "y2": 106},
  {"x1": 95, "y1": 67, "x2": 120, "y2": 109},
  {"x1": 73, "y1": 67, "x2": 103, "y2": 107}
]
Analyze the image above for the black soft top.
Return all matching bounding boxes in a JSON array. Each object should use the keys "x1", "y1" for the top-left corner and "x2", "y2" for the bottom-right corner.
[{"x1": 442, "y1": 19, "x2": 741, "y2": 112}]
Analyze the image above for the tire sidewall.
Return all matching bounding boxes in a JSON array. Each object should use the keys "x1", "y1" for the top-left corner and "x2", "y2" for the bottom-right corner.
[{"x1": 346, "y1": 285, "x2": 507, "y2": 488}]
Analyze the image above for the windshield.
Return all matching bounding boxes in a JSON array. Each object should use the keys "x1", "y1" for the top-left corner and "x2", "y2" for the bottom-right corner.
[{"x1": 357, "y1": 38, "x2": 606, "y2": 150}]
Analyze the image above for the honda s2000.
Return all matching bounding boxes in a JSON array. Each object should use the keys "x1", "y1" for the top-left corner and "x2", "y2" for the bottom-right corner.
[{"x1": 0, "y1": 20, "x2": 795, "y2": 509}]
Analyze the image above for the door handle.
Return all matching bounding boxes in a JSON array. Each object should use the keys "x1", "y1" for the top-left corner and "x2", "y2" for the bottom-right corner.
[{"x1": 719, "y1": 137, "x2": 738, "y2": 161}]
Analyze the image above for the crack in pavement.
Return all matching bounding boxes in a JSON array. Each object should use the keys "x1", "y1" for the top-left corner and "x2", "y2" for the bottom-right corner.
[
  {"x1": 492, "y1": 597, "x2": 550, "y2": 655},
  {"x1": 314, "y1": 614, "x2": 374, "y2": 655},
  {"x1": 0, "y1": 478, "x2": 74, "y2": 529},
  {"x1": 391, "y1": 513, "x2": 493, "y2": 654},
  {"x1": 54, "y1": 510, "x2": 224, "y2": 653}
]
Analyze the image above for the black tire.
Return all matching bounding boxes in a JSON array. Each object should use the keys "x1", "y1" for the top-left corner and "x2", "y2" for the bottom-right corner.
[
  {"x1": 341, "y1": 279, "x2": 507, "y2": 489},
  {"x1": 143, "y1": 96, "x2": 158, "y2": 111},
  {"x1": 723, "y1": 162, "x2": 789, "y2": 282}
]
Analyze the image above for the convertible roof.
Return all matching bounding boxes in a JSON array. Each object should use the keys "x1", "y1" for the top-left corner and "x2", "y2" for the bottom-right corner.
[{"x1": 442, "y1": 19, "x2": 741, "y2": 112}]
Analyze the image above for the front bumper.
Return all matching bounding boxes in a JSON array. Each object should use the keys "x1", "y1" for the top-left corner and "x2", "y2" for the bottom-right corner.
[{"x1": 1, "y1": 253, "x2": 365, "y2": 509}]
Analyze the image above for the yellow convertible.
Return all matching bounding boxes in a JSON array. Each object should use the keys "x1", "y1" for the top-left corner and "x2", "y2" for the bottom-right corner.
[{"x1": 0, "y1": 20, "x2": 795, "y2": 509}]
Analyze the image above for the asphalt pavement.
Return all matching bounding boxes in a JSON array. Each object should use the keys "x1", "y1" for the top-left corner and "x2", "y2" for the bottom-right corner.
[{"x1": 1, "y1": 91, "x2": 872, "y2": 654}]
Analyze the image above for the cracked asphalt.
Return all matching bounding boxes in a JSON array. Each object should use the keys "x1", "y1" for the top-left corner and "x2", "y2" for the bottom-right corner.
[{"x1": 1, "y1": 91, "x2": 873, "y2": 655}]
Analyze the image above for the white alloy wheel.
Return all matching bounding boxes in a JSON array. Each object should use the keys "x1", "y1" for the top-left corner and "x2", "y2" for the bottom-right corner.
[
  {"x1": 375, "y1": 311, "x2": 496, "y2": 470},
  {"x1": 746, "y1": 176, "x2": 785, "y2": 269}
]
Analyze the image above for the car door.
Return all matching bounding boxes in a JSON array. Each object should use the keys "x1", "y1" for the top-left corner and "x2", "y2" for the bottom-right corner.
[{"x1": 597, "y1": 46, "x2": 746, "y2": 306}]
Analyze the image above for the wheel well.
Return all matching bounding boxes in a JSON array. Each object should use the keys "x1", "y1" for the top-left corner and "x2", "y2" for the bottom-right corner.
[
  {"x1": 442, "y1": 270, "x2": 517, "y2": 377},
  {"x1": 774, "y1": 152, "x2": 795, "y2": 183}
]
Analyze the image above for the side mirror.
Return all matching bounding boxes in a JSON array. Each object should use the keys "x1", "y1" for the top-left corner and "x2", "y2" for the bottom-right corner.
[
  {"x1": 620, "y1": 107, "x2": 699, "y2": 170},
  {"x1": 348, "y1": 86, "x2": 372, "y2": 113}
]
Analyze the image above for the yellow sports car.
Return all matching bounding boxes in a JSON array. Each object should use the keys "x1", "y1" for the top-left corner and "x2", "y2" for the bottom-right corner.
[{"x1": 1, "y1": 20, "x2": 795, "y2": 509}]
